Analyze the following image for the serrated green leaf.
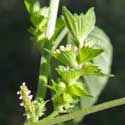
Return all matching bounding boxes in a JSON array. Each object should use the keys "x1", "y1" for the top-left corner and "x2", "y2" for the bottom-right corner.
[
  {"x1": 24, "y1": 0, "x2": 40, "y2": 14},
  {"x1": 62, "y1": 7, "x2": 76, "y2": 38},
  {"x1": 25, "y1": 2, "x2": 49, "y2": 46},
  {"x1": 56, "y1": 66, "x2": 81, "y2": 84},
  {"x1": 62, "y1": 92, "x2": 75, "y2": 104},
  {"x1": 73, "y1": 27, "x2": 113, "y2": 123},
  {"x1": 82, "y1": 64, "x2": 113, "y2": 76},
  {"x1": 30, "y1": 7, "x2": 49, "y2": 29},
  {"x1": 45, "y1": 45, "x2": 78, "y2": 68},
  {"x1": 28, "y1": 7, "x2": 49, "y2": 48},
  {"x1": 69, "y1": 82, "x2": 92, "y2": 97},
  {"x1": 63, "y1": 7, "x2": 95, "y2": 47},
  {"x1": 78, "y1": 46, "x2": 103, "y2": 64},
  {"x1": 48, "y1": 80, "x2": 66, "y2": 96},
  {"x1": 31, "y1": 12, "x2": 47, "y2": 29}
]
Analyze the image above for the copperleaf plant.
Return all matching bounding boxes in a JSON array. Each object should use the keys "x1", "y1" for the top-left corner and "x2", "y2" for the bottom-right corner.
[{"x1": 17, "y1": 0, "x2": 125, "y2": 125}]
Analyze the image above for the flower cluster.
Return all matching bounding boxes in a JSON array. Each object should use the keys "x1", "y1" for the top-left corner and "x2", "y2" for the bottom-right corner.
[
  {"x1": 50, "y1": 80, "x2": 91, "y2": 113},
  {"x1": 17, "y1": 82, "x2": 46, "y2": 124},
  {"x1": 55, "y1": 44, "x2": 77, "y2": 53},
  {"x1": 46, "y1": 40, "x2": 111, "y2": 113}
]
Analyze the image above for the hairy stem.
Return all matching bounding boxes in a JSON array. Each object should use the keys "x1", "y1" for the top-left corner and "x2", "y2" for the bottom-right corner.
[
  {"x1": 31, "y1": 98, "x2": 125, "y2": 125},
  {"x1": 46, "y1": 0, "x2": 60, "y2": 39},
  {"x1": 36, "y1": 0, "x2": 60, "y2": 98},
  {"x1": 36, "y1": 55, "x2": 51, "y2": 99}
]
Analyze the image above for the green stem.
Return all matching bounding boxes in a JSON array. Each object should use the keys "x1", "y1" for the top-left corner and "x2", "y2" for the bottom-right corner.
[
  {"x1": 42, "y1": 111, "x2": 59, "y2": 122},
  {"x1": 36, "y1": 0, "x2": 60, "y2": 98},
  {"x1": 46, "y1": 0, "x2": 60, "y2": 39},
  {"x1": 31, "y1": 98, "x2": 125, "y2": 125},
  {"x1": 52, "y1": 27, "x2": 68, "y2": 51},
  {"x1": 36, "y1": 55, "x2": 51, "y2": 98}
]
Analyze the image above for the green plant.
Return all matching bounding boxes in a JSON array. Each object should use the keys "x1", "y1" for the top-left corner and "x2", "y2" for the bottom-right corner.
[{"x1": 17, "y1": 0, "x2": 125, "y2": 125}]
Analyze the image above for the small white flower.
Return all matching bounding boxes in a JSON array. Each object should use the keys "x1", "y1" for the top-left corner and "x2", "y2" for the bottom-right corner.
[
  {"x1": 29, "y1": 95, "x2": 33, "y2": 100},
  {"x1": 27, "y1": 115, "x2": 30, "y2": 119},
  {"x1": 67, "y1": 44, "x2": 72, "y2": 48},
  {"x1": 19, "y1": 96, "x2": 23, "y2": 100},
  {"x1": 33, "y1": 100, "x2": 37, "y2": 104},
  {"x1": 22, "y1": 82, "x2": 26, "y2": 86},
  {"x1": 56, "y1": 49, "x2": 60, "y2": 53},
  {"x1": 59, "y1": 82, "x2": 66, "y2": 88},
  {"x1": 60, "y1": 45, "x2": 65, "y2": 51},
  {"x1": 17, "y1": 91, "x2": 20, "y2": 95},
  {"x1": 20, "y1": 103, "x2": 24, "y2": 106},
  {"x1": 27, "y1": 90, "x2": 31, "y2": 95}
]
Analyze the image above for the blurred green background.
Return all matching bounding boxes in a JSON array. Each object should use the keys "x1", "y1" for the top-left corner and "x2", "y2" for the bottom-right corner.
[{"x1": 0, "y1": 0, "x2": 125, "y2": 125}]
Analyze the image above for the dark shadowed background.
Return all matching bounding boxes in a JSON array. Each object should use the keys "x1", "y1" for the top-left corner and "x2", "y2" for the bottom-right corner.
[{"x1": 0, "y1": 0, "x2": 125, "y2": 125}]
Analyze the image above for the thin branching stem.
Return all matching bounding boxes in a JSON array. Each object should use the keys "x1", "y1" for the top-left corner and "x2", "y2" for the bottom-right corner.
[
  {"x1": 31, "y1": 98, "x2": 125, "y2": 125},
  {"x1": 52, "y1": 27, "x2": 68, "y2": 51},
  {"x1": 36, "y1": 0, "x2": 60, "y2": 98}
]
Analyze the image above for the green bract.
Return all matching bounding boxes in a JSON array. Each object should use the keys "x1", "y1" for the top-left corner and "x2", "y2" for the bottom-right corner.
[
  {"x1": 78, "y1": 46, "x2": 103, "y2": 64},
  {"x1": 24, "y1": 0, "x2": 41, "y2": 14},
  {"x1": 82, "y1": 64, "x2": 113, "y2": 76},
  {"x1": 46, "y1": 44, "x2": 78, "y2": 68},
  {"x1": 26, "y1": 0, "x2": 49, "y2": 48},
  {"x1": 56, "y1": 65, "x2": 81, "y2": 83},
  {"x1": 49, "y1": 79, "x2": 91, "y2": 113},
  {"x1": 68, "y1": 81, "x2": 92, "y2": 97},
  {"x1": 63, "y1": 7, "x2": 95, "y2": 47},
  {"x1": 30, "y1": 8, "x2": 48, "y2": 47}
]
